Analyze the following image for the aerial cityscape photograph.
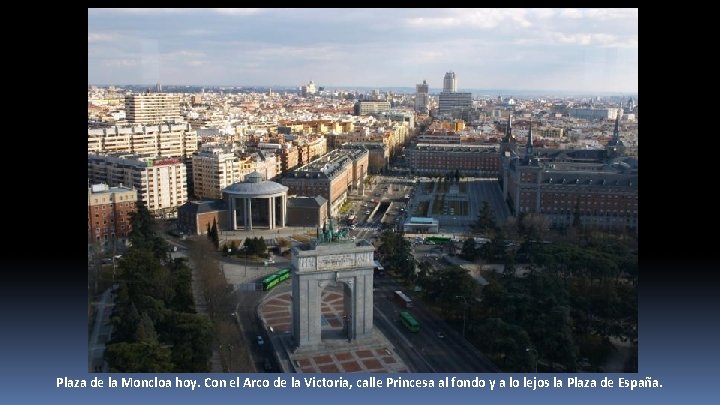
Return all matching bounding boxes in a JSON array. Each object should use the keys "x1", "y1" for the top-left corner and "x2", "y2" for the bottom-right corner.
[{"x1": 88, "y1": 8, "x2": 638, "y2": 374}]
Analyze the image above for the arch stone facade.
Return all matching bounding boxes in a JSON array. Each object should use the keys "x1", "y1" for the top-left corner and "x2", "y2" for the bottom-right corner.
[{"x1": 291, "y1": 240, "x2": 375, "y2": 349}]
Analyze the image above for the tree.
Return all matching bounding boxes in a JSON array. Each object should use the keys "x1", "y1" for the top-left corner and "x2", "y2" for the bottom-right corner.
[
  {"x1": 474, "y1": 201, "x2": 496, "y2": 233},
  {"x1": 377, "y1": 229, "x2": 414, "y2": 282},
  {"x1": 207, "y1": 218, "x2": 219, "y2": 250},
  {"x1": 129, "y1": 201, "x2": 168, "y2": 260},
  {"x1": 105, "y1": 341, "x2": 174, "y2": 372},
  {"x1": 472, "y1": 318, "x2": 534, "y2": 372},
  {"x1": 106, "y1": 200, "x2": 212, "y2": 373},
  {"x1": 461, "y1": 237, "x2": 477, "y2": 261},
  {"x1": 481, "y1": 228, "x2": 507, "y2": 262},
  {"x1": 454, "y1": 169, "x2": 461, "y2": 182},
  {"x1": 244, "y1": 236, "x2": 267, "y2": 257},
  {"x1": 135, "y1": 312, "x2": 159, "y2": 343},
  {"x1": 422, "y1": 266, "x2": 477, "y2": 315}
]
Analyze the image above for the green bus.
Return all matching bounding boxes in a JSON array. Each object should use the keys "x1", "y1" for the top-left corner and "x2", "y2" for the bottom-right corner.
[
  {"x1": 399, "y1": 311, "x2": 420, "y2": 333},
  {"x1": 262, "y1": 268, "x2": 291, "y2": 291},
  {"x1": 425, "y1": 236, "x2": 452, "y2": 244}
]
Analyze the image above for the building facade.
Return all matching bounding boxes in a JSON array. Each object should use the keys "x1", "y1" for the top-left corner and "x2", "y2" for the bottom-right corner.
[
  {"x1": 87, "y1": 183, "x2": 138, "y2": 249},
  {"x1": 192, "y1": 145, "x2": 279, "y2": 200},
  {"x1": 415, "y1": 80, "x2": 430, "y2": 113},
  {"x1": 443, "y1": 71, "x2": 457, "y2": 93},
  {"x1": 282, "y1": 149, "x2": 369, "y2": 217},
  {"x1": 406, "y1": 143, "x2": 500, "y2": 176},
  {"x1": 286, "y1": 196, "x2": 328, "y2": 228},
  {"x1": 354, "y1": 101, "x2": 391, "y2": 116},
  {"x1": 438, "y1": 92, "x2": 473, "y2": 115},
  {"x1": 340, "y1": 142, "x2": 389, "y2": 173},
  {"x1": 568, "y1": 107, "x2": 623, "y2": 121},
  {"x1": 88, "y1": 154, "x2": 188, "y2": 216},
  {"x1": 125, "y1": 93, "x2": 183, "y2": 124},
  {"x1": 177, "y1": 200, "x2": 228, "y2": 235},
  {"x1": 501, "y1": 121, "x2": 638, "y2": 231},
  {"x1": 87, "y1": 123, "x2": 198, "y2": 158}
]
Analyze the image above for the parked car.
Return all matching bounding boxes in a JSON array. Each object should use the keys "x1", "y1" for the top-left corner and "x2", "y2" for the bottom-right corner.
[{"x1": 256, "y1": 336, "x2": 264, "y2": 346}]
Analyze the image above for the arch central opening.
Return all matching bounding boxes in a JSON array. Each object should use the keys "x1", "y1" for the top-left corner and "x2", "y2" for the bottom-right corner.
[{"x1": 319, "y1": 281, "x2": 351, "y2": 341}]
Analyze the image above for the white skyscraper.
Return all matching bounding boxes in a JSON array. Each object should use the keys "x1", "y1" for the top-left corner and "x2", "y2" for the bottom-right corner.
[
  {"x1": 443, "y1": 71, "x2": 457, "y2": 93},
  {"x1": 439, "y1": 71, "x2": 471, "y2": 116}
]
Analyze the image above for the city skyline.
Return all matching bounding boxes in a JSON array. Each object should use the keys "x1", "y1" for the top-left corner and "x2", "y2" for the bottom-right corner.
[{"x1": 88, "y1": 8, "x2": 638, "y2": 94}]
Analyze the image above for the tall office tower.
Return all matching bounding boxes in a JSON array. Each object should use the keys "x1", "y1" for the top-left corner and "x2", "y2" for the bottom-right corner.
[
  {"x1": 438, "y1": 71, "x2": 471, "y2": 116},
  {"x1": 125, "y1": 93, "x2": 183, "y2": 125},
  {"x1": 415, "y1": 80, "x2": 430, "y2": 113},
  {"x1": 443, "y1": 71, "x2": 457, "y2": 93}
]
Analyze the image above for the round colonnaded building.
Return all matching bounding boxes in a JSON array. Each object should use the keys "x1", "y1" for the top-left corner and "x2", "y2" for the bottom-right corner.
[{"x1": 222, "y1": 171, "x2": 288, "y2": 231}]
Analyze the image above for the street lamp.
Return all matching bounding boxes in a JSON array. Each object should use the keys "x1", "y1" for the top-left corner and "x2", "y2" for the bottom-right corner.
[
  {"x1": 455, "y1": 295, "x2": 468, "y2": 338},
  {"x1": 241, "y1": 246, "x2": 248, "y2": 277},
  {"x1": 526, "y1": 347, "x2": 538, "y2": 373}
]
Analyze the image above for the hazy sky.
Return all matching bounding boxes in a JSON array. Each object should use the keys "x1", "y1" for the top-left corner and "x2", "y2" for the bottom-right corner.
[{"x1": 88, "y1": 8, "x2": 638, "y2": 93}]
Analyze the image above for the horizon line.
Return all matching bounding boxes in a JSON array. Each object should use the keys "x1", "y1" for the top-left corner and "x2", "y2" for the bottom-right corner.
[{"x1": 89, "y1": 83, "x2": 638, "y2": 96}]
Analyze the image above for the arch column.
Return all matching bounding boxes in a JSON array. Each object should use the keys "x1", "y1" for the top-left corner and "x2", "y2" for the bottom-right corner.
[
  {"x1": 231, "y1": 197, "x2": 237, "y2": 230},
  {"x1": 248, "y1": 198, "x2": 253, "y2": 230},
  {"x1": 243, "y1": 198, "x2": 248, "y2": 230},
  {"x1": 281, "y1": 194, "x2": 286, "y2": 228}
]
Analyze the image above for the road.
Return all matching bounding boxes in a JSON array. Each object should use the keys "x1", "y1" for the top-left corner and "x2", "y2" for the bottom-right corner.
[
  {"x1": 88, "y1": 285, "x2": 116, "y2": 372},
  {"x1": 224, "y1": 253, "x2": 290, "y2": 372},
  {"x1": 372, "y1": 276, "x2": 499, "y2": 372}
]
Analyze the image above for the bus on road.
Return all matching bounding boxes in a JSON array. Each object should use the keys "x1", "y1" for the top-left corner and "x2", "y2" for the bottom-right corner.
[
  {"x1": 393, "y1": 290, "x2": 413, "y2": 308},
  {"x1": 399, "y1": 311, "x2": 420, "y2": 332},
  {"x1": 262, "y1": 268, "x2": 291, "y2": 291}
]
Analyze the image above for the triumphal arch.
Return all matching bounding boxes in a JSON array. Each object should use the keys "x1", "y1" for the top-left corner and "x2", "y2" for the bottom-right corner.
[{"x1": 290, "y1": 225, "x2": 375, "y2": 349}]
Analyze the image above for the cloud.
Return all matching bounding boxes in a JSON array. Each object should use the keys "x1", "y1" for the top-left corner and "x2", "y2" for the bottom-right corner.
[
  {"x1": 209, "y1": 8, "x2": 261, "y2": 16},
  {"x1": 549, "y1": 32, "x2": 638, "y2": 48},
  {"x1": 88, "y1": 8, "x2": 637, "y2": 92},
  {"x1": 404, "y1": 8, "x2": 533, "y2": 29},
  {"x1": 90, "y1": 8, "x2": 193, "y2": 15},
  {"x1": 101, "y1": 58, "x2": 139, "y2": 67},
  {"x1": 88, "y1": 33, "x2": 114, "y2": 43}
]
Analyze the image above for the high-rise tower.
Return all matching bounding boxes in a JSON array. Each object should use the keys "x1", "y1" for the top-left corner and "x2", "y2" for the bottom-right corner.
[
  {"x1": 415, "y1": 79, "x2": 429, "y2": 113},
  {"x1": 438, "y1": 71, "x2": 471, "y2": 116},
  {"x1": 443, "y1": 71, "x2": 457, "y2": 93}
]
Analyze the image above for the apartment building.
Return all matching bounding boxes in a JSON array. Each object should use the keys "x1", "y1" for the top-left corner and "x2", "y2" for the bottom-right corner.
[
  {"x1": 87, "y1": 123, "x2": 198, "y2": 158},
  {"x1": 191, "y1": 145, "x2": 279, "y2": 199},
  {"x1": 87, "y1": 183, "x2": 138, "y2": 249},
  {"x1": 88, "y1": 154, "x2": 187, "y2": 217},
  {"x1": 125, "y1": 93, "x2": 183, "y2": 124},
  {"x1": 282, "y1": 148, "x2": 368, "y2": 217}
]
